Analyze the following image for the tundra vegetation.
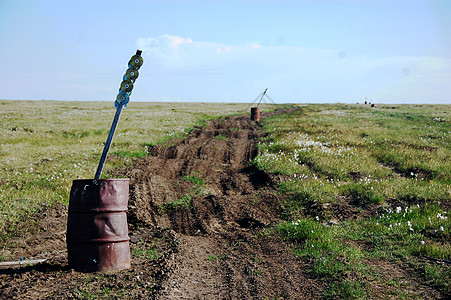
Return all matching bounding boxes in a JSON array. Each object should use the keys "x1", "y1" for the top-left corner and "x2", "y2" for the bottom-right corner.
[
  {"x1": 254, "y1": 103, "x2": 450, "y2": 297},
  {"x1": 0, "y1": 100, "x2": 449, "y2": 298}
]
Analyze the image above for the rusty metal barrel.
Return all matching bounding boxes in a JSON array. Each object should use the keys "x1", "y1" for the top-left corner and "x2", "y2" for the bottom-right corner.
[
  {"x1": 66, "y1": 178, "x2": 130, "y2": 272},
  {"x1": 250, "y1": 107, "x2": 260, "y2": 122}
]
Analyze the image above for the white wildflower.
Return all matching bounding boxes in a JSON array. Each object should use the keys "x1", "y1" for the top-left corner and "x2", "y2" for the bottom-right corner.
[{"x1": 437, "y1": 213, "x2": 447, "y2": 220}]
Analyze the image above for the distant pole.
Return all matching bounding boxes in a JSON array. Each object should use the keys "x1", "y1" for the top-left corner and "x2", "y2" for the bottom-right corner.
[{"x1": 257, "y1": 88, "x2": 268, "y2": 108}]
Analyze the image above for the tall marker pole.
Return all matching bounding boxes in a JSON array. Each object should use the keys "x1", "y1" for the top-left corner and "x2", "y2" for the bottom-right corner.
[{"x1": 94, "y1": 50, "x2": 143, "y2": 180}]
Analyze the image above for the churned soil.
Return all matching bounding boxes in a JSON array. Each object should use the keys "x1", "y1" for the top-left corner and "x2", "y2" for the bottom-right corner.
[
  {"x1": 117, "y1": 107, "x2": 325, "y2": 299},
  {"x1": 0, "y1": 107, "x2": 445, "y2": 299}
]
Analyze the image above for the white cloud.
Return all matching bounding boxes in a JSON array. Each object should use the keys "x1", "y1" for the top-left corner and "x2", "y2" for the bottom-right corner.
[
  {"x1": 252, "y1": 43, "x2": 261, "y2": 49},
  {"x1": 137, "y1": 34, "x2": 227, "y2": 69}
]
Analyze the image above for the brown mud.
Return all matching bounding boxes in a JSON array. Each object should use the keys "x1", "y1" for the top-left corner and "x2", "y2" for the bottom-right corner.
[{"x1": 0, "y1": 107, "x2": 445, "y2": 299}]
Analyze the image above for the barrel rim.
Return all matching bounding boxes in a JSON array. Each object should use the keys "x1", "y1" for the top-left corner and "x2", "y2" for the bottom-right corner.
[
  {"x1": 68, "y1": 208, "x2": 128, "y2": 213},
  {"x1": 72, "y1": 178, "x2": 130, "y2": 182},
  {"x1": 67, "y1": 237, "x2": 130, "y2": 244}
]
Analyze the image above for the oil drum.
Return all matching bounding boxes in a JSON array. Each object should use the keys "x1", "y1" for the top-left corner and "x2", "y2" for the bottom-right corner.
[
  {"x1": 66, "y1": 178, "x2": 130, "y2": 272},
  {"x1": 250, "y1": 107, "x2": 260, "y2": 122}
]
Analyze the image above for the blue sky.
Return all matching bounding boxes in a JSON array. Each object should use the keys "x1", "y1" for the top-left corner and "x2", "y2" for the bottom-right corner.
[{"x1": 0, "y1": 0, "x2": 450, "y2": 103}]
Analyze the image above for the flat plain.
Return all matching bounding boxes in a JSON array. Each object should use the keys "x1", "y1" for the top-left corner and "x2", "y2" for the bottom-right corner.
[{"x1": 0, "y1": 100, "x2": 449, "y2": 299}]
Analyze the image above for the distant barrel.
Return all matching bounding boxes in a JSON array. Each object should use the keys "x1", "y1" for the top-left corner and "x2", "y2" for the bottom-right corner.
[
  {"x1": 66, "y1": 179, "x2": 130, "y2": 272},
  {"x1": 250, "y1": 107, "x2": 260, "y2": 122}
]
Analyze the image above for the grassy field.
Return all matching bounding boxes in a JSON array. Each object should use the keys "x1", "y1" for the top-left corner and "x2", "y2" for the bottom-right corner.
[
  {"x1": 0, "y1": 100, "x2": 449, "y2": 298},
  {"x1": 254, "y1": 103, "x2": 450, "y2": 297},
  {"x1": 0, "y1": 100, "x2": 270, "y2": 247}
]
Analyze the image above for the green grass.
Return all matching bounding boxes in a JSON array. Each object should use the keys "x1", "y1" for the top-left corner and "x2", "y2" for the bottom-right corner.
[
  {"x1": 257, "y1": 103, "x2": 450, "y2": 298},
  {"x1": 162, "y1": 194, "x2": 193, "y2": 211},
  {"x1": 132, "y1": 242, "x2": 162, "y2": 260},
  {"x1": 213, "y1": 134, "x2": 228, "y2": 140},
  {"x1": 181, "y1": 174, "x2": 205, "y2": 187},
  {"x1": 324, "y1": 280, "x2": 366, "y2": 299},
  {"x1": 161, "y1": 171, "x2": 206, "y2": 211},
  {"x1": 0, "y1": 100, "x2": 274, "y2": 250},
  {"x1": 206, "y1": 254, "x2": 217, "y2": 261}
]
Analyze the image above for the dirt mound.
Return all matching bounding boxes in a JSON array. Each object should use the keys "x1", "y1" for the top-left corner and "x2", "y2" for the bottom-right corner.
[{"x1": 1, "y1": 107, "x2": 324, "y2": 299}]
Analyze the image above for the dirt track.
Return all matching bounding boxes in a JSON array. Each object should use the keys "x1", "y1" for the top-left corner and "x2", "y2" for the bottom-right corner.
[
  {"x1": 1, "y1": 107, "x2": 326, "y2": 299},
  {"x1": 120, "y1": 106, "x2": 323, "y2": 299}
]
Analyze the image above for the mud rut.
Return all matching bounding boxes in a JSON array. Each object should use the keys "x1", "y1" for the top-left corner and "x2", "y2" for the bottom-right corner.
[
  {"x1": 0, "y1": 107, "x2": 324, "y2": 299},
  {"x1": 121, "y1": 107, "x2": 322, "y2": 299}
]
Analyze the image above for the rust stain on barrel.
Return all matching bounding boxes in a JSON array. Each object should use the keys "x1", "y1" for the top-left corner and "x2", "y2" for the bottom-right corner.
[
  {"x1": 66, "y1": 178, "x2": 131, "y2": 272},
  {"x1": 250, "y1": 107, "x2": 260, "y2": 122}
]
